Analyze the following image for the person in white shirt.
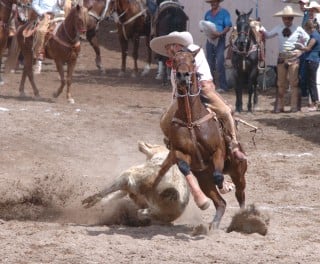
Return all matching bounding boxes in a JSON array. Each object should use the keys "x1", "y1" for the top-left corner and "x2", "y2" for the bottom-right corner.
[{"x1": 261, "y1": 5, "x2": 304, "y2": 113}]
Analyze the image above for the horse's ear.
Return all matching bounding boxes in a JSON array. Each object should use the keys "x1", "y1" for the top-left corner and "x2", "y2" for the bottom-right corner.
[
  {"x1": 192, "y1": 48, "x2": 200, "y2": 58},
  {"x1": 248, "y1": 8, "x2": 253, "y2": 16},
  {"x1": 236, "y1": 9, "x2": 240, "y2": 16}
]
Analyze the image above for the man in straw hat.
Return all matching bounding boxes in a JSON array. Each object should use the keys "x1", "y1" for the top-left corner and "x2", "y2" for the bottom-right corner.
[
  {"x1": 260, "y1": 5, "x2": 305, "y2": 113},
  {"x1": 150, "y1": 31, "x2": 245, "y2": 208},
  {"x1": 31, "y1": 0, "x2": 64, "y2": 74},
  {"x1": 203, "y1": 0, "x2": 232, "y2": 93}
]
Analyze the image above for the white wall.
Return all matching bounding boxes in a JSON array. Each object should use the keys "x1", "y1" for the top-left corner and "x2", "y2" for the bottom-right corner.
[{"x1": 179, "y1": 0, "x2": 304, "y2": 65}]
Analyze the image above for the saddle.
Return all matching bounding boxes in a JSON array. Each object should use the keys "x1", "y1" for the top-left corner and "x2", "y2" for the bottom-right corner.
[{"x1": 23, "y1": 17, "x2": 64, "y2": 38}]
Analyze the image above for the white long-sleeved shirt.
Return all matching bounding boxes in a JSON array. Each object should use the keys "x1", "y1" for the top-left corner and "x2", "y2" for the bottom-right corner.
[
  {"x1": 31, "y1": 0, "x2": 62, "y2": 16},
  {"x1": 263, "y1": 24, "x2": 299, "y2": 53}
]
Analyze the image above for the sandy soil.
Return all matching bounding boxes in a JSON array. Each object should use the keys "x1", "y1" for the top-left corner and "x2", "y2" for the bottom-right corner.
[{"x1": 0, "y1": 20, "x2": 319, "y2": 264}]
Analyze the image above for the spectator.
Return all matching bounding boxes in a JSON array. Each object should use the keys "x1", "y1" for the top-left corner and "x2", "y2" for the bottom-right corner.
[
  {"x1": 300, "y1": 6, "x2": 320, "y2": 111},
  {"x1": 298, "y1": 0, "x2": 310, "y2": 97},
  {"x1": 204, "y1": 0, "x2": 232, "y2": 93},
  {"x1": 261, "y1": 5, "x2": 305, "y2": 113}
]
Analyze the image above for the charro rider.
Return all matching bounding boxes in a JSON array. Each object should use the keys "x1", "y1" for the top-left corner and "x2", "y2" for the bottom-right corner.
[
  {"x1": 150, "y1": 31, "x2": 246, "y2": 209},
  {"x1": 30, "y1": 0, "x2": 64, "y2": 74}
]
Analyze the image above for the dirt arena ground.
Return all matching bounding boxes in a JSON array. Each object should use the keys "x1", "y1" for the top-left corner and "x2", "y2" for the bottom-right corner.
[{"x1": 0, "y1": 20, "x2": 319, "y2": 263}]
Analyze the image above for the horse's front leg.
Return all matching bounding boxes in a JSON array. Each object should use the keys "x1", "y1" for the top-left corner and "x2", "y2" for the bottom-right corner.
[
  {"x1": 131, "y1": 36, "x2": 140, "y2": 78},
  {"x1": 153, "y1": 150, "x2": 176, "y2": 188},
  {"x1": 24, "y1": 56, "x2": 40, "y2": 98},
  {"x1": 87, "y1": 29, "x2": 105, "y2": 74},
  {"x1": 211, "y1": 146, "x2": 225, "y2": 191},
  {"x1": 65, "y1": 59, "x2": 77, "y2": 104},
  {"x1": 141, "y1": 36, "x2": 152, "y2": 77},
  {"x1": 53, "y1": 60, "x2": 66, "y2": 101},
  {"x1": 119, "y1": 35, "x2": 128, "y2": 76},
  {"x1": 234, "y1": 73, "x2": 243, "y2": 113},
  {"x1": 0, "y1": 57, "x2": 4, "y2": 85}
]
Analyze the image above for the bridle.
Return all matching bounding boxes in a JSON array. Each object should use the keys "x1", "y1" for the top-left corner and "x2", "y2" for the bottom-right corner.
[
  {"x1": 109, "y1": 0, "x2": 147, "y2": 40},
  {"x1": 173, "y1": 50, "x2": 201, "y2": 98}
]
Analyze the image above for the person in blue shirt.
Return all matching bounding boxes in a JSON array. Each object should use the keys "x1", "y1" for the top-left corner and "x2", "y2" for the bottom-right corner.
[
  {"x1": 299, "y1": 19, "x2": 320, "y2": 111},
  {"x1": 298, "y1": 0, "x2": 310, "y2": 97},
  {"x1": 204, "y1": 0, "x2": 232, "y2": 93}
]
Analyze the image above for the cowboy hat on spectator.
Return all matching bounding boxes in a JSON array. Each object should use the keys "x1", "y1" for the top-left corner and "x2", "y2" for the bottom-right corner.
[
  {"x1": 205, "y1": 0, "x2": 224, "y2": 3},
  {"x1": 273, "y1": 5, "x2": 303, "y2": 17},
  {"x1": 304, "y1": 1, "x2": 320, "y2": 12}
]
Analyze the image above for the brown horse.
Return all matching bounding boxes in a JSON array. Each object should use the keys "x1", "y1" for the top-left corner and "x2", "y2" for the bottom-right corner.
[
  {"x1": 83, "y1": 0, "x2": 112, "y2": 73},
  {"x1": 16, "y1": 4, "x2": 88, "y2": 103},
  {"x1": 157, "y1": 49, "x2": 247, "y2": 229},
  {"x1": 108, "y1": 0, "x2": 152, "y2": 77},
  {"x1": 0, "y1": 0, "x2": 21, "y2": 85}
]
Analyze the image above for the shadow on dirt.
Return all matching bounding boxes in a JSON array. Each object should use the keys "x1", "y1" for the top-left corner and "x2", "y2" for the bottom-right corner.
[{"x1": 255, "y1": 114, "x2": 320, "y2": 145}]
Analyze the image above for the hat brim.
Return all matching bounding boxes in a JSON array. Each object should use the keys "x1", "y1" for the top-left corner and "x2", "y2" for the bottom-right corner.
[
  {"x1": 273, "y1": 12, "x2": 303, "y2": 17},
  {"x1": 205, "y1": 0, "x2": 224, "y2": 3},
  {"x1": 304, "y1": 6, "x2": 320, "y2": 12},
  {"x1": 150, "y1": 34, "x2": 193, "y2": 57}
]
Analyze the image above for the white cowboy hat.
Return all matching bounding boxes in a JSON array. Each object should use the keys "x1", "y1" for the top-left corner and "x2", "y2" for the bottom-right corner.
[
  {"x1": 282, "y1": 0, "x2": 309, "y2": 3},
  {"x1": 304, "y1": 1, "x2": 320, "y2": 12},
  {"x1": 150, "y1": 31, "x2": 194, "y2": 57},
  {"x1": 273, "y1": 5, "x2": 303, "y2": 17},
  {"x1": 205, "y1": 0, "x2": 224, "y2": 3}
]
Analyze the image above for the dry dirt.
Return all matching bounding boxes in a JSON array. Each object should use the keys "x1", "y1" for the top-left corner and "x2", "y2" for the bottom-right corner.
[{"x1": 0, "y1": 20, "x2": 319, "y2": 264}]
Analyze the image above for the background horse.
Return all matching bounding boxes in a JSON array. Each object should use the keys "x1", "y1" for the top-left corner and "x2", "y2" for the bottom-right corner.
[
  {"x1": 231, "y1": 9, "x2": 259, "y2": 113},
  {"x1": 158, "y1": 50, "x2": 247, "y2": 229},
  {"x1": 83, "y1": 0, "x2": 112, "y2": 73},
  {"x1": 154, "y1": 0, "x2": 188, "y2": 85},
  {"x1": 15, "y1": 4, "x2": 88, "y2": 103},
  {"x1": 0, "y1": 0, "x2": 21, "y2": 85},
  {"x1": 108, "y1": 0, "x2": 151, "y2": 77}
]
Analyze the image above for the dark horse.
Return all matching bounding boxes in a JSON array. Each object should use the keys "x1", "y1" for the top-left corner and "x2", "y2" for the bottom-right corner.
[
  {"x1": 157, "y1": 50, "x2": 247, "y2": 229},
  {"x1": 0, "y1": 0, "x2": 22, "y2": 85},
  {"x1": 108, "y1": 0, "x2": 152, "y2": 77},
  {"x1": 154, "y1": 0, "x2": 188, "y2": 85},
  {"x1": 15, "y1": 4, "x2": 88, "y2": 103},
  {"x1": 231, "y1": 9, "x2": 259, "y2": 112}
]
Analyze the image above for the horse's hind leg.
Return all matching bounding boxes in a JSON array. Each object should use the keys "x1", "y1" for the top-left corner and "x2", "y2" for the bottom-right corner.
[
  {"x1": 228, "y1": 160, "x2": 247, "y2": 209},
  {"x1": 53, "y1": 60, "x2": 67, "y2": 101}
]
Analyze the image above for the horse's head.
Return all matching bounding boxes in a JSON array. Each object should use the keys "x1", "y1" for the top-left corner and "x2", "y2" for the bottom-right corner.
[
  {"x1": 235, "y1": 8, "x2": 253, "y2": 52},
  {"x1": 71, "y1": 4, "x2": 89, "y2": 34},
  {"x1": 172, "y1": 49, "x2": 199, "y2": 97}
]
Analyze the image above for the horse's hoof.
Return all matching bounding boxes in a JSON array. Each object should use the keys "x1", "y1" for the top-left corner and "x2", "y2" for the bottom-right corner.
[
  {"x1": 19, "y1": 92, "x2": 26, "y2": 98},
  {"x1": 118, "y1": 71, "x2": 125, "y2": 77},
  {"x1": 218, "y1": 180, "x2": 235, "y2": 195},
  {"x1": 131, "y1": 72, "x2": 137, "y2": 78},
  {"x1": 141, "y1": 67, "x2": 150, "y2": 77},
  {"x1": 99, "y1": 68, "x2": 106, "y2": 75},
  {"x1": 0, "y1": 80, "x2": 4, "y2": 86},
  {"x1": 34, "y1": 95, "x2": 42, "y2": 101},
  {"x1": 68, "y1": 98, "x2": 75, "y2": 104}
]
